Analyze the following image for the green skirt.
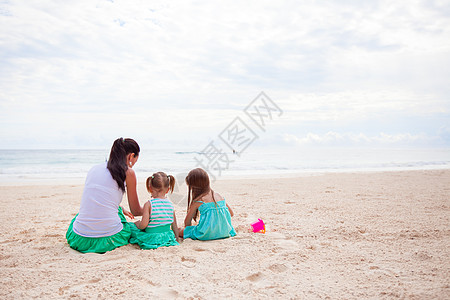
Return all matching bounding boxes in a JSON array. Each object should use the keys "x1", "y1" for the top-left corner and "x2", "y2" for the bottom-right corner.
[
  {"x1": 129, "y1": 223, "x2": 179, "y2": 250},
  {"x1": 66, "y1": 207, "x2": 131, "y2": 254}
]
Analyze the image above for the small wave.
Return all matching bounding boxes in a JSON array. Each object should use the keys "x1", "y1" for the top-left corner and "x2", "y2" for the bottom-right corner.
[
  {"x1": 1, "y1": 148, "x2": 450, "y2": 183},
  {"x1": 174, "y1": 151, "x2": 227, "y2": 155},
  {"x1": 174, "y1": 151, "x2": 200, "y2": 155}
]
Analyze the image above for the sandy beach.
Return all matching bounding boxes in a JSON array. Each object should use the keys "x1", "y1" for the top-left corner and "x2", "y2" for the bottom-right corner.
[{"x1": 0, "y1": 169, "x2": 449, "y2": 299}]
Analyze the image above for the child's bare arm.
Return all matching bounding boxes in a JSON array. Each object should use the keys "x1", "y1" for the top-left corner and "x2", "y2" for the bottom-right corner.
[
  {"x1": 172, "y1": 212, "x2": 182, "y2": 243},
  {"x1": 135, "y1": 201, "x2": 151, "y2": 230},
  {"x1": 184, "y1": 202, "x2": 201, "y2": 227},
  {"x1": 226, "y1": 203, "x2": 234, "y2": 217}
]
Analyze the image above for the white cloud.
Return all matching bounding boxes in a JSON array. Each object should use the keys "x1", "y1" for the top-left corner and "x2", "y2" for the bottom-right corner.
[
  {"x1": 282, "y1": 131, "x2": 443, "y2": 147},
  {"x1": 276, "y1": 90, "x2": 449, "y2": 125},
  {"x1": 0, "y1": 106, "x2": 240, "y2": 148},
  {"x1": 0, "y1": 0, "x2": 449, "y2": 148}
]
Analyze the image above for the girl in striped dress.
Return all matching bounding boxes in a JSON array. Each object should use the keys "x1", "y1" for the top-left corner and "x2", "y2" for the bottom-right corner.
[{"x1": 129, "y1": 172, "x2": 181, "y2": 249}]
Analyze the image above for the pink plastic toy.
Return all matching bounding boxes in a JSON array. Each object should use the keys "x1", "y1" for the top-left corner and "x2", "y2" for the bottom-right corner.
[{"x1": 250, "y1": 219, "x2": 266, "y2": 233}]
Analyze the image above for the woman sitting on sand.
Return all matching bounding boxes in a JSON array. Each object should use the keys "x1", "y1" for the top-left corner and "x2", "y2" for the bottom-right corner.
[{"x1": 66, "y1": 138, "x2": 143, "y2": 253}]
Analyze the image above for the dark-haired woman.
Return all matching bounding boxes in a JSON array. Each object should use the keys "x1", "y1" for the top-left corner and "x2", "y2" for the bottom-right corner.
[{"x1": 66, "y1": 138, "x2": 143, "y2": 253}]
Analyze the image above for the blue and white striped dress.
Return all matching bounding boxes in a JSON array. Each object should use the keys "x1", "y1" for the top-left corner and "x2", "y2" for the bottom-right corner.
[
  {"x1": 148, "y1": 198, "x2": 174, "y2": 228},
  {"x1": 128, "y1": 198, "x2": 179, "y2": 249}
]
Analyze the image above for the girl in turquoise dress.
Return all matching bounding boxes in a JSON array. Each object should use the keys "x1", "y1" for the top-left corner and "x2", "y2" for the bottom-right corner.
[
  {"x1": 180, "y1": 168, "x2": 236, "y2": 240},
  {"x1": 129, "y1": 172, "x2": 181, "y2": 249}
]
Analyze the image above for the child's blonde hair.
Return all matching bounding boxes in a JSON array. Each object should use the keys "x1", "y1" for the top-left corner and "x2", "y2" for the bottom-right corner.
[{"x1": 146, "y1": 172, "x2": 175, "y2": 194}]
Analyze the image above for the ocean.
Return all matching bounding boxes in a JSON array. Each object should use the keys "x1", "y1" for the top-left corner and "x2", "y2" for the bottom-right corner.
[{"x1": 0, "y1": 147, "x2": 449, "y2": 184}]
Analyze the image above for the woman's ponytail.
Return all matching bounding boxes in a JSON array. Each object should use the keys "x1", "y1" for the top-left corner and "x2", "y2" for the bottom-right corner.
[{"x1": 107, "y1": 137, "x2": 140, "y2": 192}]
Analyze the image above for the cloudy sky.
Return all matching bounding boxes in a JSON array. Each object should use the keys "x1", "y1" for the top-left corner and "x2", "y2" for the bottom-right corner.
[{"x1": 1, "y1": 0, "x2": 449, "y2": 149}]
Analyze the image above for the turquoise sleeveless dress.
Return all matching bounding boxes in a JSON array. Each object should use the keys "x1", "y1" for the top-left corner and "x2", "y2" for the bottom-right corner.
[{"x1": 183, "y1": 199, "x2": 236, "y2": 240}]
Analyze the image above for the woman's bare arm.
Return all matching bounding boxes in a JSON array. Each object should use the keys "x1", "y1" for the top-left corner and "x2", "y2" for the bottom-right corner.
[{"x1": 125, "y1": 168, "x2": 143, "y2": 216}]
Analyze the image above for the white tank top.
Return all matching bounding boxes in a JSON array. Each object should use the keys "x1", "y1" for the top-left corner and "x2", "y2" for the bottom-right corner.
[{"x1": 73, "y1": 162, "x2": 125, "y2": 237}]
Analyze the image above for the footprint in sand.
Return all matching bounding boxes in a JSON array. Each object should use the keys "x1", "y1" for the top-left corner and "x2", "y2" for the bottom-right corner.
[
  {"x1": 269, "y1": 232, "x2": 299, "y2": 250},
  {"x1": 268, "y1": 263, "x2": 288, "y2": 273},
  {"x1": 19, "y1": 228, "x2": 36, "y2": 235},
  {"x1": 235, "y1": 225, "x2": 250, "y2": 234},
  {"x1": 58, "y1": 286, "x2": 69, "y2": 295},
  {"x1": 211, "y1": 248, "x2": 226, "y2": 254},
  {"x1": 193, "y1": 247, "x2": 207, "y2": 252},
  {"x1": 88, "y1": 278, "x2": 101, "y2": 284},
  {"x1": 147, "y1": 280, "x2": 159, "y2": 287},
  {"x1": 284, "y1": 200, "x2": 296, "y2": 204},
  {"x1": 181, "y1": 256, "x2": 196, "y2": 268},
  {"x1": 155, "y1": 287, "x2": 179, "y2": 297},
  {"x1": 0, "y1": 239, "x2": 19, "y2": 245},
  {"x1": 35, "y1": 246, "x2": 50, "y2": 250},
  {"x1": 44, "y1": 234, "x2": 60, "y2": 238},
  {"x1": 0, "y1": 254, "x2": 11, "y2": 260},
  {"x1": 246, "y1": 272, "x2": 264, "y2": 282},
  {"x1": 58, "y1": 278, "x2": 102, "y2": 296}
]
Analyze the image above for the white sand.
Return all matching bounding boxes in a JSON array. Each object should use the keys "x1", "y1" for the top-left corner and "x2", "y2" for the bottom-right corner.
[{"x1": 0, "y1": 170, "x2": 449, "y2": 299}]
